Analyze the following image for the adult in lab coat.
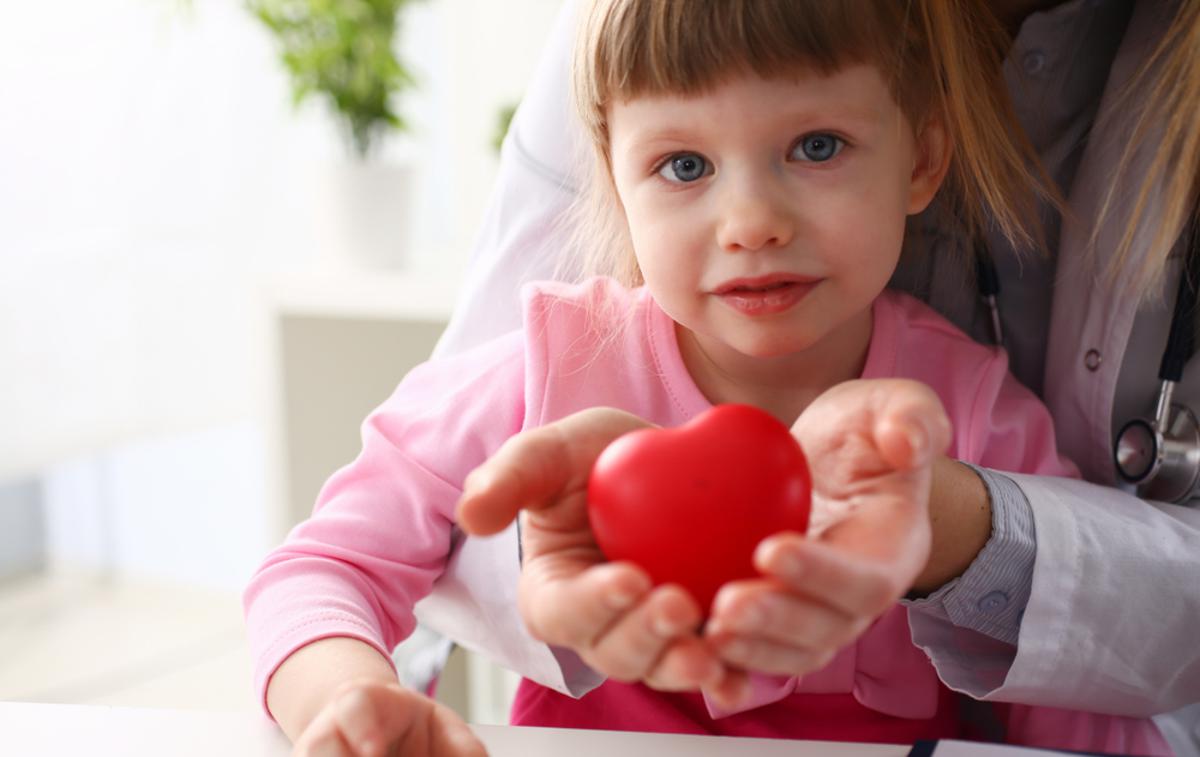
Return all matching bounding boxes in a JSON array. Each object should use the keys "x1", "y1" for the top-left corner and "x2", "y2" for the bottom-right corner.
[{"x1": 423, "y1": 0, "x2": 1200, "y2": 753}]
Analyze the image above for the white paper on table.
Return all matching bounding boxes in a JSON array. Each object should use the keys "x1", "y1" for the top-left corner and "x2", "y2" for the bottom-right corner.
[{"x1": 917, "y1": 740, "x2": 1098, "y2": 756}]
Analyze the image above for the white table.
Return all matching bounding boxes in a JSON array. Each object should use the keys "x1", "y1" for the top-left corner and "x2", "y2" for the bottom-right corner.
[{"x1": 0, "y1": 702, "x2": 908, "y2": 756}]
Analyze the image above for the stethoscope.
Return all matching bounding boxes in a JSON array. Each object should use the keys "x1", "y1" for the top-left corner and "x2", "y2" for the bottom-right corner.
[
  {"x1": 1113, "y1": 212, "x2": 1200, "y2": 504},
  {"x1": 976, "y1": 208, "x2": 1200, "y2": 505}
]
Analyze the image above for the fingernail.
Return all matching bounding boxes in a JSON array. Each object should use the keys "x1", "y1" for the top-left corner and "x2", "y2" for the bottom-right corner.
[
  {"x1": 607, "y1": 588, "x2": 636, "y2": 610},
  {"x1": 652, "y1": 613, "x2": 679, "y2": 637},
  {"x1": 711, "y1": 588, "x2": 737, "y2": 617}
]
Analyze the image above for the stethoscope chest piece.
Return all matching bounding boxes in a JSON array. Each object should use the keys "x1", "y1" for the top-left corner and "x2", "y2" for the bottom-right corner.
[
  {"x1": 1110, "y1": 206, "x2": 1200, "y2": 505},
  {"x1": 1115, "y1": 402, "x2": 1200, "y2": 503}
]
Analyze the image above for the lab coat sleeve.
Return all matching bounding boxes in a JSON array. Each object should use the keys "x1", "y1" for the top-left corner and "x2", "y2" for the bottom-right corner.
[
  {"x1": 993, "y1": 476, "x2": 1200, "y2": 715},
  {"x1": 909, "y1": 351, "x2": 1200, "y2": 715}
]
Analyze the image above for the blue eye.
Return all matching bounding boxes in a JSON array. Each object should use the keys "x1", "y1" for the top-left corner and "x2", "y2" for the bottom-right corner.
[
  {"x1": 658, "y1": 153, "x2": 710, "y2": 183},
  {"x1": 791, "y1": 133, "x2": 844, "y2": 162}
]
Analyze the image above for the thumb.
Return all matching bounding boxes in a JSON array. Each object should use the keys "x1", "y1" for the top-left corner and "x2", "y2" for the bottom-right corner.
[
  {"x1": 456, "y1": 407, "x2": 654, "y2": 536},
  {"x1": 456, "y1": 424, "x2": 572, "y2": 536}
]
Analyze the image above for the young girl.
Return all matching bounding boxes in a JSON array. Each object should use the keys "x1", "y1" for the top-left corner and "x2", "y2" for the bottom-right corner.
[{"x1": 244, "y1": 1, "x2": 1171, "y2": 754}]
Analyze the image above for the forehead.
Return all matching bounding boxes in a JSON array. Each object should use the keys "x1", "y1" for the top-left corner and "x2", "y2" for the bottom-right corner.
[{"x1": 608, "y1": 65, "x2": 895, "y2": 142}]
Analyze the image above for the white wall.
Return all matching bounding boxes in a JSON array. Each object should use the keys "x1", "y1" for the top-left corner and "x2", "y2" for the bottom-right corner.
[{"x1": 0, "y1": 0, "x2": 565, "y2": 586}]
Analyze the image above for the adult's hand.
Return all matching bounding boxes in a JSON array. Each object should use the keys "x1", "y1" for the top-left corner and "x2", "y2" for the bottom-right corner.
[
  {"x1": 703, "y1": 379, "x2": 953, "y2": 677},
  {"x1": 456, "y1": 408, "x2": 744, "y2": 702}
]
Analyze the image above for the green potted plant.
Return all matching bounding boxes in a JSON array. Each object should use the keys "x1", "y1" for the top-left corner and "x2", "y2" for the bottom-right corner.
[{"x1": 250, "y1": 0, "x2": 421, "y2": 268}]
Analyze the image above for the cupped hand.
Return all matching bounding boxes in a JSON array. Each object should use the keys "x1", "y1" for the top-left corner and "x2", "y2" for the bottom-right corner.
[
  {"x1": 704, "y1": 379, "x2": 952, "y2": 678},
  {"x1": 456, "y1": 407, "x2": 744, "y2": 701},
  {"x1": 292, "y1": 680, "x2": 486, "y2": 757}
]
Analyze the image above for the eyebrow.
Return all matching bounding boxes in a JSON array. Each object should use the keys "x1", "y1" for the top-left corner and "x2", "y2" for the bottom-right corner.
[{"x1": 627, "y1": 105, "x2": 884, "y2": 147}]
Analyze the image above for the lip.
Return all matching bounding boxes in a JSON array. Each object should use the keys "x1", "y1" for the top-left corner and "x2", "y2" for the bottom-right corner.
[{"x1": 711, "y1": 274, "x2": 820, "y2": 316}]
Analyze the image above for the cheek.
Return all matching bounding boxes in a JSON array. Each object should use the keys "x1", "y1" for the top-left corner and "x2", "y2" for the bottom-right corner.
[
  {"x1": 625, "y1": 193, "x2": 704, "y2": 276},
  {"x1": 629, "y1": 217, "x2": 678, "y2": 283},
  {"x1": 806, "y1": 187, "x2": 906, "y2": 294}
]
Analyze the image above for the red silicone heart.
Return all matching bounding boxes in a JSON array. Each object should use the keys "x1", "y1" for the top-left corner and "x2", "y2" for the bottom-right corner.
[{"x1": 587, "y1": 404, "x2": 811, "y2": 614}]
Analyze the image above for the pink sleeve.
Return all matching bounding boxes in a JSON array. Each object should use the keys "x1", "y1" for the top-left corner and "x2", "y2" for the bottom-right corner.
[
  {"x1": 241, "y1": 331, "x2": 527, "y2": 717},
  {"x1": 960, "y1": 350, "x2": 1080, "y2": 480}
]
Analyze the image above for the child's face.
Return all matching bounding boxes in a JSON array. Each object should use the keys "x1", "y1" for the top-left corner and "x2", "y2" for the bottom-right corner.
[{"x1": 608, "y1": 65, "x2": 945, "y2": 362}]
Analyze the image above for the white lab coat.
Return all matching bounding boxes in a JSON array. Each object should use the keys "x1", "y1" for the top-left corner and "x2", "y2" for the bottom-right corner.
[{"x1": 417, "y1": 0, "x2": 1200, "y2": 751}]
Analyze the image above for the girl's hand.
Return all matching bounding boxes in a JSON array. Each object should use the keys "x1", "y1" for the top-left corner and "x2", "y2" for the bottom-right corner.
[
  {"x1": 703, "y1": 379, "x2": 952, "y2": 678},
  {"x1": 457, "y1": 408, "x2": 743, "y2": 701},
  {"x1": 291, "y1": 680, "x2": 486, "y2": 757}
]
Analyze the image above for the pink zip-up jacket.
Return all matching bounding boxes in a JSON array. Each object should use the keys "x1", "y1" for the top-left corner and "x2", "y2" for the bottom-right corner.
[{"x1": 244, "y1": 277, "x2": 1170, "y2": 754}]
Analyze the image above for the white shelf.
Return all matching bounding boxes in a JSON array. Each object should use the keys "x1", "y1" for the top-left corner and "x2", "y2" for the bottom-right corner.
[{"x1": 261, "y1": 266, "x2": 465, "y2": 322}]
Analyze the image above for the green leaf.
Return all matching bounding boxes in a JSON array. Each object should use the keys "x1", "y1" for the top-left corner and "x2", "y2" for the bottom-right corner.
[{"x1": 245, "y1": 0, "x2": 421, "y2": 155}]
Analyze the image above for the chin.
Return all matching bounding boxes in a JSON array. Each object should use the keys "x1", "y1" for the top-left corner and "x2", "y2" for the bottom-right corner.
[{"x1": 731, "y1": 333, "x2": 815, "y2": 360}]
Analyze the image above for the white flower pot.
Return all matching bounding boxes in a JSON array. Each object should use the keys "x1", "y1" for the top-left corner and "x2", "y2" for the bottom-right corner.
[{"x1": 316, "y1": 159, "x2": 416, "y2": 270}]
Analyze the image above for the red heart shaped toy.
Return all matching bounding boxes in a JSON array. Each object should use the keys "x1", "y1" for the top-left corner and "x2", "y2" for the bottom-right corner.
[{"x1": 586, "y1": 403, "x2": 811, "y2": 614}]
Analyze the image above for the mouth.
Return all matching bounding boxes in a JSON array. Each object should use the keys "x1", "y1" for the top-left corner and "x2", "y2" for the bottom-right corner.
[
  {"x1": 713, "y1": 274, "x2": 818, "y2": 295},
  {"x1": 712, "y1": 275, "x2": 819, "y2": 316}
]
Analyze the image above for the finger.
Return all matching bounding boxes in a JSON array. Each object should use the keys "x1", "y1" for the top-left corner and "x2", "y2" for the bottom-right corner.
[
  {"x1": 518, "y1": 561, "x2": 653, "y2": 646},
  {"x1": 643, "y1": 637, "x2": 726, "y2": 691},
  {"x1": 762, "y1": 470, "x2": 931, "y2": 577},
  {"x1": 359, "y1": 685, "x2": 485, "y2": 757},
  {"x1": 582, "y1": 584, "x2": 707, "y2": 683},
  {"x1": 794, "y1": 379, "x2": 950, "y2": 471},
  {"x1": 871, "y1": 382, "x2": 952, "y2": 470},
  {"x1": 710, "y1": 633, "x2": 835, "y2": 677},
  {"x1": 703, "y1": 668, "x2": 751, "y2": 710},
  {"x1": 456, "y1": 425, "x2": 572, "y2": 536},
  {"x1": 333, "y1": 688, "x2": 385, "y2": 757},
  {"x1": 428, "y1": 701, "x2": 488, "y2": 756},
  {"x1": 754, "y1": 536, "x2": 906, "y2": 618},
  {"x1": 707, "y1": 582, "x2": 865, "y2": 652},
  {"x1": 304, "y1": 727, "x2": 355, "y2": 757},
  {"x1": 456, "y1": 408, "x2": 653, "y2": 535}
]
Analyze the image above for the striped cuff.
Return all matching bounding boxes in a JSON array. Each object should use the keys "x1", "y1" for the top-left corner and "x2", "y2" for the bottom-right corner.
[{"x1": 904, "y1": 465, "x2": 1035, "y2": 646}]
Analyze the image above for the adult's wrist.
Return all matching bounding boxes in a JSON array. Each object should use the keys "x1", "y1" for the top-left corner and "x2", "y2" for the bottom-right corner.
[
  {"x1": 906, "y1": 465, "x2": 1038, "y2": 646},
  {"x1": 911, "y1": 456, "x2": 992, "y2": 595}
]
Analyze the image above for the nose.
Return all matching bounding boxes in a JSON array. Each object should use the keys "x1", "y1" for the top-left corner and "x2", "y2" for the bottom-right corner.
[{"x1": 715, "y1": 180, "x2": 795, "y2": 253}]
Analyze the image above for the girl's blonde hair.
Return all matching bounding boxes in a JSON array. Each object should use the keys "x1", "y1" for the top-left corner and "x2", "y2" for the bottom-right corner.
[{"x1": 567, "y1": 0, "x2": 1057, "y2": 288}]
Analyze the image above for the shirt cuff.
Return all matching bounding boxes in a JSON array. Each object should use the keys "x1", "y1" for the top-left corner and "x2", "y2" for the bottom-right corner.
[{"x1": 903, "y1": 465, "x2": 1035, "y2": 646}]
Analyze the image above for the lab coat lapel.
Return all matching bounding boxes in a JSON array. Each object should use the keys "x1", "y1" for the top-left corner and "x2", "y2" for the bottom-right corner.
[{"x1": 1043, "y1": 0, "x2": 1181, "y2": 483}]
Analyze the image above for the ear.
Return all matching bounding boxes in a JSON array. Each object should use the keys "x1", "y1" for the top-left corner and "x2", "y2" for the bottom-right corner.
[{"x1": 907, "y1": 114, "x2": 953, "y2": 215}]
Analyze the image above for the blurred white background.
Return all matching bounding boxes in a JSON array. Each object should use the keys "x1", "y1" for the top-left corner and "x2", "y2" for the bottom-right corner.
[{"x1": 0, "y1": 0, "x2": 562, "y2": 719}]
